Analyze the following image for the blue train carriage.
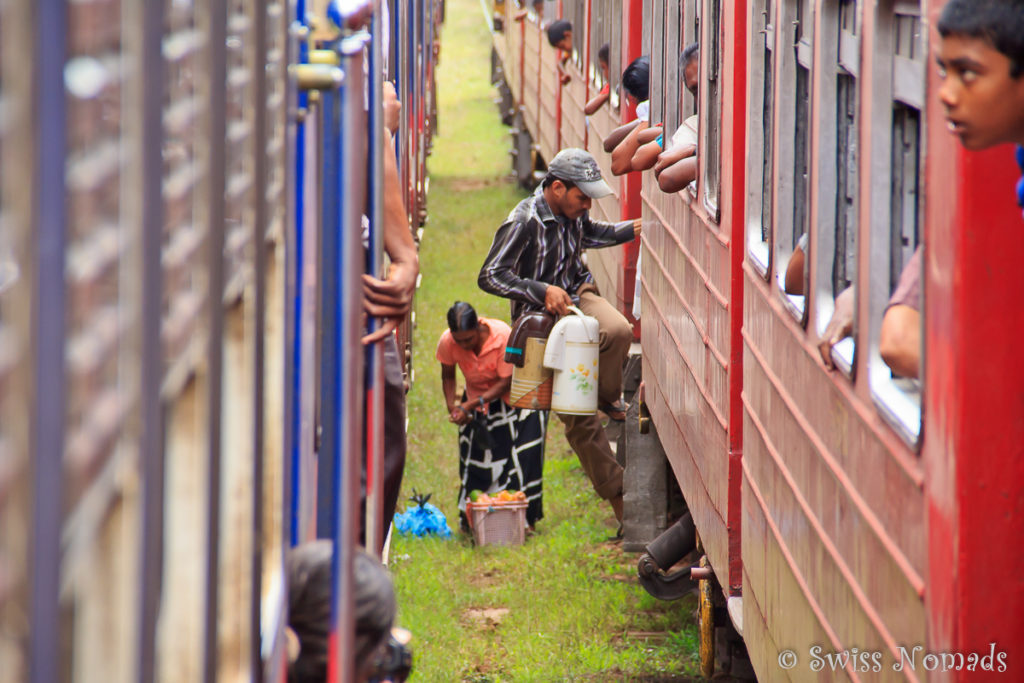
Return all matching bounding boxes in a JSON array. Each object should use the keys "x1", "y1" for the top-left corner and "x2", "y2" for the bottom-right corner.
[{"x1": 0, "y1": 0, "x2": 437, "y2": 680}]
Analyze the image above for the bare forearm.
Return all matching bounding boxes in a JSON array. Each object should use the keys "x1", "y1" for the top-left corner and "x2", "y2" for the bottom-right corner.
[
  {"x1": 879, "y1": 305, "x2": 921, "y2": 378},
  {"x1": 631, "y1": 140, "x2": 662, "y2": 171},
  {"x1": 383, "y1": 133, "x2": 418, "y2": 272},
  {"x1": 584, "y1": 91, "x2": 609, "y2": 115},
  {"x1": 603, "y1": 118, "x2": 642, "y2": 153}
]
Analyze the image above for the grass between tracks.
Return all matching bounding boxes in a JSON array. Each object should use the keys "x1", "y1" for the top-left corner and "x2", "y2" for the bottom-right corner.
[{"x1": 389, "y1": 0, "x2": 701, "y2": 678}]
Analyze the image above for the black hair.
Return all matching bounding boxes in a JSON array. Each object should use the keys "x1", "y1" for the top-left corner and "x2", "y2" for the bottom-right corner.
[
  {"x1": 447, "y1": 301, "x2": 479, "y2": 333},
  {"x1": 546, "y1": 20, "x2": 572, "y2": 48},
  {"x1": 532, "y1": 0, "x2": 543, "y2": 7},
  {"x1": 598, "y1": 43, "x2": 610, "y2": 65},
  {"x1": 938, "y1": 0, "x2": 1024, "y2": 78},
  {"x1": 622, "y1": 55, "x2": 650, "y2": 102},
  {"x1": 540, "y1": 174, "x2": 577, "y2": 191},
  {"x1": 286, "y1": 542, "x2": 396, "y2": 683},
  {"x1": 681, "y1": 41, "x2": 699, "y2": 70}
]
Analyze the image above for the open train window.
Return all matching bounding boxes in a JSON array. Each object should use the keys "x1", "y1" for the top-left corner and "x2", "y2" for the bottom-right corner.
[
  {"x1": 588, "y1": 0, "x2": 607, "y2": 90},
  {"x1": 609, "y1": 0, "x2": 622, "y2": 110},
  {"x1": 646, "y1": 0, "x2": 662, "y2": 127},
  {"x1": 700, "y1": 0, "x2": 722, "y2": 220},
  {"x1": 661, "y1": 1, "x2": 681, "y2": 141},
  {"x1": 868, "y1": 0, "x2": 924, "y2": 446},
  {"x1": 772, "y1": 0, "x2": 812, "y2": 322},
  {"x1": 812, "y1": 0, "x2": 860, "y2": 376},
  {"x1": 682, "y1": 0, "x2": 699, "y2": 119},
  {"x1": 563, "y1": 0, "x2": 585, "y2": 70},
  {"x1": 745, "y1": 0, "x2": 773, "y2": 277}
]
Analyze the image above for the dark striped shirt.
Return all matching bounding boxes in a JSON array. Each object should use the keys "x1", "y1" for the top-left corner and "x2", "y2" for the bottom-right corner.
[{"x1": 478, "y1": 186, "x2": 635, "y2": 319}]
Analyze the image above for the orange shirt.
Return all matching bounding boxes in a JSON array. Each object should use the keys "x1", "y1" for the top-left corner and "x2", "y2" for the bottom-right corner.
[{"x1": 435, "y1": 318, "x2": 513, "y2": 405}]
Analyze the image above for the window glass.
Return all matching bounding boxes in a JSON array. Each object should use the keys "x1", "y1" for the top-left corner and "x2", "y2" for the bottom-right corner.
[
  {"x1": 869, "y1": 0, "x2": 924, "y2": 445},
  {"x1": 745, "y1": 0, "x2": 774, "y2": 275}
]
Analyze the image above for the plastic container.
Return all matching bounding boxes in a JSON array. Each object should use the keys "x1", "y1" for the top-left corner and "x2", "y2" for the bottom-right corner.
[{"x1": 465, "y1": 500, "x2": 528, "y2": 546}]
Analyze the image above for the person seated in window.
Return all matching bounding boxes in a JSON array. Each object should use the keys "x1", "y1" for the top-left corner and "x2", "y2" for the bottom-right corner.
[
  {"x1": 585, "y1": 44, "x2": 612, "y2": 115},
  {"x1": 606, "y1": 56, "x2": 652, "y2": 175},
  {"x1": 879, "y1": 247, "x2": 922, "y2": 378},
  {"x1": 820, "y1": 0, "x2": 1024, "y2": 369},
  {"x1": 546, "y1": 20, "x2": 574, "y2": 84},
  {"x1": 643, "y1": 43, "x2": 702, "y2": 192}
]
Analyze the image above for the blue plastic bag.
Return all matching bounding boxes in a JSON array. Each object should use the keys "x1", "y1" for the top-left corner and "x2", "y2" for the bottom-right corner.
[{"x1": 394, "y1": 501, "x2": 452, "y2": 538}]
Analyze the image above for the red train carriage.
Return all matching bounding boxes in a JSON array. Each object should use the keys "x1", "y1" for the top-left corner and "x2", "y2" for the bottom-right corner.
[{"x1": 492, "y1": 0, "x2": 1024, "y2": 679}]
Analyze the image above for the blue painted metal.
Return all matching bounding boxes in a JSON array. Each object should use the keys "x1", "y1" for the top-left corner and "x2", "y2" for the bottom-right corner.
[
  {"x1": 290, "y1": 0, "x2": 309, "y2": 547},
  {"x1": 29, "y1": 0, "x2": 66, "y2": 680}
]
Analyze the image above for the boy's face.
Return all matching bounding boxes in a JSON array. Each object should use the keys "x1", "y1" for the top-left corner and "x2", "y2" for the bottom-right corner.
[
  {"x1": 936, "y1": 34, "x2": 1024, "y2": 149},
  {"x1": 599, "y1": 58, "x2": 609, "y2": 80},
  {"x1": 557, "y1": 31, "x2": 572, "y2": 52}
]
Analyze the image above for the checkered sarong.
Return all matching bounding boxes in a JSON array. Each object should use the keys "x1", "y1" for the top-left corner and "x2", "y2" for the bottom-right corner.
[{"x1": 457, "y1": 398, "x2": 546, "y2": 527}]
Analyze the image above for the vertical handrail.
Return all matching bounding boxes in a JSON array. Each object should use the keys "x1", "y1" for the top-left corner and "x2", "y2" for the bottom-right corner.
[
  {"x1": 251, "y1": 0, "x2": 271, "y2": 674},
  {"x1": 136, "y1": 0, "x2": 168, "y2": 679},
  {"x1": 289, "y1": 0, "x2": 309, "y2": 549},
  {"x1": 29, "y1": 0, "x2": 66, "y2": 680},
  {"x1": 365, "y1": 6, "x2": 387, "y2": 555},
  {"x1": 202, "y1": 0, "x2": 229, "y2": 680}
]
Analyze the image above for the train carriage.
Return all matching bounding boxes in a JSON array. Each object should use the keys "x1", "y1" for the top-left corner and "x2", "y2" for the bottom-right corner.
[
  {"x1": 0, "y1": 0, "x2": 439, "y2": 680},
  {"x1": 491, "y1": 0, "x2": 1024, "y2": 679}
]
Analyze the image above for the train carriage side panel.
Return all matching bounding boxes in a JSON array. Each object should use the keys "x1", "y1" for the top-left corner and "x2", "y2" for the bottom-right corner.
[
  {"x1": 638, "y1": 0, "x2": 746, "y2": 588},
  {"x1": 537, "y1": 39, "x2": 562, "y2": 161},
  {"x1": 522, "y1": 20, "x2": 543, "y2": 143},
  {"x1": 922, "y1": 1, "x2": 1024, "y2": 664},
  {"x1": 561, "y1": 63, "x2": 588, "y2": 151}
]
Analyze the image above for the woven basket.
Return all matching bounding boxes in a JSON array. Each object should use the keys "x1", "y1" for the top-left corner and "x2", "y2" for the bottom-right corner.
[{"x1": 465, "y1": 500, "x2": 528, "y2": 547}]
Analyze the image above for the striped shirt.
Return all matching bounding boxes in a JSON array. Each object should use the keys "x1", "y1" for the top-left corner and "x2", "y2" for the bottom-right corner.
[{"x1": 478, "y1": 186, "x2": 635, "y2": 319}]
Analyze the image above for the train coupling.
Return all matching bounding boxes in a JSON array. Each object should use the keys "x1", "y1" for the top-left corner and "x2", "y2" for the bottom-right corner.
[{"x1": 636, "y1": 512, "x2": 699, "y2": 601}]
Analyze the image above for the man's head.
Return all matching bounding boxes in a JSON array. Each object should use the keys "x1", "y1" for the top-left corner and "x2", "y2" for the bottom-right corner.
[
  {"x1": 542, "y1": 148, "x2": 613, "y2": 219},
  {"x1": 547, "y1": 20, "x2": 573, "y2": 51},
  {"x1": 681, "y1": 42, "x2": 699, "y2": 98},
  {"x1": 622, "y1": 55, "x2": 650, "y2": 105},
  {"x1": 936, "y1": 0, "x2": 1024, "y2": 149},
  {"x1": 598, "y1": 43, "x2": 610, "y2": 79}
]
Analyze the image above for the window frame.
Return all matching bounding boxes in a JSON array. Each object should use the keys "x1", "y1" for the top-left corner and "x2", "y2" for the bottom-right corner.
[
  {"x1": 812, "y1": 0, "x2": 861, "y2": 378},
  {"x1": 699, "y1": 0, "x2": 722, "y2": 222},
  {"x1": 771, "y1": 0, "x2": 813, "y2": 323},
  {"x1": 865, "y1": 0, "x2": 925, "y2": 447},
  {"x1": 745, "y1": 0, "x2": 774, "y2": 278}
]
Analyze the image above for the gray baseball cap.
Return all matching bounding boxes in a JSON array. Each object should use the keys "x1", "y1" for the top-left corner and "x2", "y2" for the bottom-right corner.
[{"x1": 548, "y1": 148, "x2": 614, "y2": 199}]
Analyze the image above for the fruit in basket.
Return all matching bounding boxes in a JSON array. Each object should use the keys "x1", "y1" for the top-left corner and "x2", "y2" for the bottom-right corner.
[
  {"x1": 468, "y1": 489, "x2": 483, "y2": 502},
  {"x1": 497, "y1": 490, "x2": 513, "y2": 502},
  {"x1": 514, "y1": 490, "x2": 526, "y2": 501}
]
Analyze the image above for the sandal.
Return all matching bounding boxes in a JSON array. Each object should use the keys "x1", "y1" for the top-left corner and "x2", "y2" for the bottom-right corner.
[{"x1": 599, "y1": 399, "x2": 628, "y2": 421}]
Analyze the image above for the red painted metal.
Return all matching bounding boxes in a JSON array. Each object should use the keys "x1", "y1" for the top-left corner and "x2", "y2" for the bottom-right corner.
[{"x1": 923, "y1": 1, "x2": 1024, "y2": 667}]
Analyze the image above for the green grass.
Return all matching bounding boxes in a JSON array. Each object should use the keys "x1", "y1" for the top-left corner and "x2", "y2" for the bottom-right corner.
[{"x1": 390, "y1": 0, "x2": 701, "y2": 678}]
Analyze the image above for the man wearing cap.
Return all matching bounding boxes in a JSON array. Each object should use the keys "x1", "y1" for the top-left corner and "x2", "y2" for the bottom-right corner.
[{"x1": 478, "y1": 148, "x2": 641, "y2": 527}]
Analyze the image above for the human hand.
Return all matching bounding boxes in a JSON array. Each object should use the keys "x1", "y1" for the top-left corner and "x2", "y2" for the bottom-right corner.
[
  {"x1": 383, "y1": 81, "x2": 401, "y2": 135},
  {"x1": 361, "y1": 260, "x2": 417, "y2": 344},
  {"x1": 448, "y1": 405, "x2": 470, "y2": 425},
  {"x1": 544, "y1": 285, "x2": 572, "y2": 316},
  {"x1": 632, "y1": 218, "x2": 642, "y2": 238},
  {"x1": 818, "y1": 286, "x2": 855, "y2": 369},
  {"x1": 560, "y1": 72, "x2": 572, "y2": 85}
]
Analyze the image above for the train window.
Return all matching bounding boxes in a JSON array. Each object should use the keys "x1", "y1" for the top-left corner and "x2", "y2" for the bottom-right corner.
[
  {"x1": 745, "y1": 0, "x2": 773, "y2": 277},
  {"x1": 700, "y1": 0, "x2": 722, "y2": 220},
  {"x1": 771, "y1": 0, "x2": 812, "y2": 320},
  {"x1": 868, "y1": 0, "x2": 925, "y2": 445},
  {"x1": 647, "y1": 0, "x2": 664, "y2": 127},
  {"x1": 662, "y1": 0, "x2": 682, "y2": 139},
  {"x1": 812, "y1": 0, "x2": 860, "y2": 376},
  {"x1": 588, "y1": 0, "x2": 607, "y2": 88},
  {"x1": 682, "y1": 0, "x2": 699, "y2": 119},
  {"x1": 564, "y1": 0, "x2": 585, "y2": 70},
  {"x1": 609, "y1": 0, "x2": 622, "y2": 110}
]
